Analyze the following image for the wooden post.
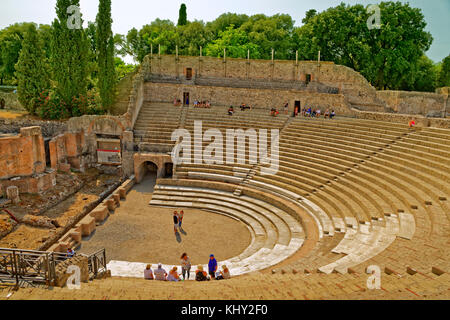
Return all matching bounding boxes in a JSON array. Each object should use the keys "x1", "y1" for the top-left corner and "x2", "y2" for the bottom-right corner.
[
  {"x1": 224, "y1": 48, "x2": 226, "y2": 62},
  {"x1": 296, "y1": 50, "x2": 298, "y2": 65},
  {"x1": 150, "y1": 44, "x2": 153, "y2": 59},
  {"x1": 200, "y1": 46, "x2": 202, "y2": 57},
  {"x1": 176, "y1": 45, "x2": 178, "y2": 59},
  {"x1": 272, "y1": 49, "x2": 274, "y2": 62},
  {"x1": 248, "y1": 49, "x2": 250, "y2": 61},
  {"x1": 158, "y1": 44, "x2": 161, "y2": 58},
  {"x1": 318, "y1": 50, "x2": 321, "y2": 65}
]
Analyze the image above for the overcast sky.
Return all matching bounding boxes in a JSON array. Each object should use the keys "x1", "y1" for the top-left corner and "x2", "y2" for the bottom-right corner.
[{"x1": 0, "y1": 0, "x2": 448, "y2": 63}]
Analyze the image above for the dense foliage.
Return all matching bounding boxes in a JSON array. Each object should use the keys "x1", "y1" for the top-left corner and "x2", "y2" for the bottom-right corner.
[
  {"x1": 14, "y1": 24, "x2": 51, "y2": 114},
  {"x1": 96, "y1": 0, "x2": 116, "y2": 110}
]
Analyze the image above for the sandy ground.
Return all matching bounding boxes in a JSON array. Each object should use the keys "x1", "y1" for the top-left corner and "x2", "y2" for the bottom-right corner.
[
  {"x1": 0, "y1": 110, "x2": 27, "y2": 119},
  {"x1": 0, "y1": 170, "x2": 120, "y2": 251},
  {"x1": 0, "y1": 224, "x2": 52, "y2": 249},
  {"x1": 78, "y1": 173, "x2": 251, "y2": 265}
]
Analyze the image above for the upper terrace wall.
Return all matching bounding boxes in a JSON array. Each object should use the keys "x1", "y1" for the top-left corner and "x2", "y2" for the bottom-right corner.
[
  {"x1": 145, "y1": 82, "x2": 350, "y2": 115},
  {"x1": 146, "y1": 55, "x2": 381, "y2": 108},
  {"x1": 377, "y1": 90, "x2": 449, "y2": 116}
]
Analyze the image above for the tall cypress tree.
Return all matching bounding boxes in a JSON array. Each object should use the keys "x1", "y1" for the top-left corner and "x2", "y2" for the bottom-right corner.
[
  {"x1": 178, "y1": 4, "x2": 187, "y2": 26},
  {"x1": 15, "y1": 24, "x2": 50, "y2": 115},
  {"x1": 96, "y1": 0, "x2": 116, "y2": 110},
  {"x1": 51, "y1": 0, "x2": 90, "y2": 115}
]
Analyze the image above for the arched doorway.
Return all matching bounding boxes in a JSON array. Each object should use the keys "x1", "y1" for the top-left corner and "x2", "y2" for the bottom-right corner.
[{"x1": 135, "y1": 161, "x2": 158, "y2": 193}]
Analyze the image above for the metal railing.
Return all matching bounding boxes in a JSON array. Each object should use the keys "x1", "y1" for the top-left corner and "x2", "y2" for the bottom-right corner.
[
  {"x1": 0, "y1": 248, "x2": 67, "y2": 287},
  {"x1": 82, "y1": 249, "x2": 107, "y2": 280},
  {"x1": 0, "y1": 247, "x2": 107, "y2": 288}
]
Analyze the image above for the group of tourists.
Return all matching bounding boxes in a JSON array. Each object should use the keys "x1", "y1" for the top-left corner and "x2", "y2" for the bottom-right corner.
[
  {"x1": 296, "y1": 107, "x2": 336, "y2": 119},
  {"x1": 194, "y1": 100, "x2": 211, "y2": 108},
  {"x1": 143, "y1": 253, "x2": 231, "y2": 282}
]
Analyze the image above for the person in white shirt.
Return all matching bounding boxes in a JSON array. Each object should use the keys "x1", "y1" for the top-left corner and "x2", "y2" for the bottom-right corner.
[
  {"x1": 144, "y1": 264, "x2": 154, "y2": 280},
  {"x1": 180, "y1": 253, "x2": 191, "y2": 280}
]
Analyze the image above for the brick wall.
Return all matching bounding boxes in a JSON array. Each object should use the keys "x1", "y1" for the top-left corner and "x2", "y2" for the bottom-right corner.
[{"x1": 0, "y1": 126, "x2": 46, "y2": 179}]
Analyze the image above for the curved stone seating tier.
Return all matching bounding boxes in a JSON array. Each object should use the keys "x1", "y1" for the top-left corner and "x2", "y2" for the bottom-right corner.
[
  {"x1": 143, "y1": 185, "x2": 305, "y2": 277},
  {"x1": 243, "y1": 119, "x2": 449, "y2": 274}
]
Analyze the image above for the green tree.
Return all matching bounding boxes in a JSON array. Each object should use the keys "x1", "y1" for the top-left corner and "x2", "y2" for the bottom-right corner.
[
  {"x1": 178, "y1": 4, "x2": 187, "y2": 26},
  {"x1": 0, "y1": 23, "x2": 34, "y2": 85},
  {"x1": 302, "y1": 9, "x2": 317, "y2": 24},
  {"x1": 51, "y1": 0, "x2": 90, "y2": 115},
  {"x1": 205, "y1": 26, "x2": 261, "y2": 59},
  {"x1": 15, "y1": 24, "x2": 51, "y2": 114},
  {"x1": 96, "y1": 0, "x2": 116, "y2": 110},
  {"x1": 178, "y1": 21, "x2": 212, "y2": 56},
  {"x1": 206, "y1": 13, "x2": 249, "y2": 36},
  {"x1": 294, "y1": 2, "x2": 433, "y2": 90},
  {"x1": 400, "y1": 55, "x2": 438, "y2": 92},
  {"x1": 437, "y1": 54, "x2": 450, "y2": 87}
]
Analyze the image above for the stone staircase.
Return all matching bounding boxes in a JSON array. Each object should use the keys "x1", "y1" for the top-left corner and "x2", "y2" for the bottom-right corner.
[{"x1": 2, "y1": 271, "x2": 449, "y2": 300}]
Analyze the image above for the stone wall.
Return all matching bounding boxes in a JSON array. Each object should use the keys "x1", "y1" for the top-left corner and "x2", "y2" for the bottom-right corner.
[
  {"x1": 0, "y1": 118, "x2": 67, "y2": 137},
  {"x1": 49, "y1": 132, "x2": 86, "y2": 173},
  {"x1": 146, "y1": 55, "x2": 383, "y2": 110},
  {"x1": 0, "y1": 127, "x2": 46, "y2": 179},
  {"x1": 376, "y1": 90, "x2": 449, "y2": 116},
  {"x1": 145, "y1": 82, "x2": 351, "y2": 115},
  {"x1": 352, "y1": 109, "x2": 450, "y2": 129},
  {"x1": 0, "y1": 92, "x2": 23, "y2": 110}
]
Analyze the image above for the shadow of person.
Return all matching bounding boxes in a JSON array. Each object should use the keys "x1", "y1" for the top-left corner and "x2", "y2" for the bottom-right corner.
[
  {"x1": 180, "y1": 227, "x2": 187, "y2": 236},
  {"x1": 175, "y1": 232, "x2": 182, "y2": 243}
]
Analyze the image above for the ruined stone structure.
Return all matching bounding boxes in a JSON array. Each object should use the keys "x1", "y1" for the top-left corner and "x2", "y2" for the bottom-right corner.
[{"x1": 0, "y1": 127, "x2": 55, "y2": 195}]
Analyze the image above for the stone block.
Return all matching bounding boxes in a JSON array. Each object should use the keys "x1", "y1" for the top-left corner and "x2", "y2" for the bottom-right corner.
[
  {"x1": 6, "y1": 186, "x2": 20, "y2": 204},
  {"x1": 90, "y1": 205, "x2": 109, "y2": 222}
]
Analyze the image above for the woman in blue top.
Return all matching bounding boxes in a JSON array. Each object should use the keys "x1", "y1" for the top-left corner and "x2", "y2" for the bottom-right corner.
[{"x1": 208, "y1": 254, "x2": 218, "y2": 279}]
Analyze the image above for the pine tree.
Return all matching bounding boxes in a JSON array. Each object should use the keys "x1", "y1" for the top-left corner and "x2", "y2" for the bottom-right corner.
[
  {"x1": 51, "y1": 0, "x2": 90, "y2": 115},
  {"x1": 96, "y1": 0, "x2": 116, "y2": 110},
  {"x1": 178, "y1": 4, "x2": 187, "y2": 26},
  {"x1": 15, "y1": 24, "x2": 50, "y2": 115}
]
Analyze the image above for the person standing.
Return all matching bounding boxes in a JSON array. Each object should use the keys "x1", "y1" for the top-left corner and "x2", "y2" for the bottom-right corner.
[
  {"x1": 208, "y1": 254, "x2": 218, "y2": 279},
  {"x1": 180, "y1": 253, "x2": 191, "y2": 280},
  {"x1": 173, "y1": 211, "x2": 179, "y2": 234},
  {"x1": 179, "y1": 210, "x2": 184, "y2": 228}
]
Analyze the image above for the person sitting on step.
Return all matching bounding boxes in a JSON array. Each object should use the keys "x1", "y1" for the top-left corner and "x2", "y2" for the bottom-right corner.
[
  {"x1": 154, "y1": 263, "x2": 168, "y2": 281},
  {"x1": 324, "y1": 109, "x2": 330, "y2": 119},
  {"x1": 215, "y1": 265, "x2": 231, "y2": 280},
  {"x1": 144, "y1": 264, "x2": 154, "y2": 280},
  {"x1": 330, "y1": 110, "x2": 336, "y2": 119},
  {"x1": 228, "y1": 106, "x2": 234, "y2": 116},
  {"x1": 195, "y1": 265, "x2": 210, "y2": 281},
  {"x1": 168, "y1": 266, "x2": 181, "y2": 282}
]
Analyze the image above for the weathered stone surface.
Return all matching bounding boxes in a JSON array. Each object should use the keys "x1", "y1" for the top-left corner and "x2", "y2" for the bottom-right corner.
[{"x1": 6, "y1": 186, "x2": 20, "y2": 204}]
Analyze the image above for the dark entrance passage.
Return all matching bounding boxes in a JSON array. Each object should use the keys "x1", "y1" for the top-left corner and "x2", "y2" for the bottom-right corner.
[
  {"x1": 164, "y1": 163, "x2": 173, "y2": 178},
  {"x1": 294, "y1": 100, "x2": 301, "y2": 117},
  {"x1": 186, "y1": 68, "x2": 193, "y2": 80},
  {"x1": 183, "y1": 92, "x2": 190, "y2": 106}
]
